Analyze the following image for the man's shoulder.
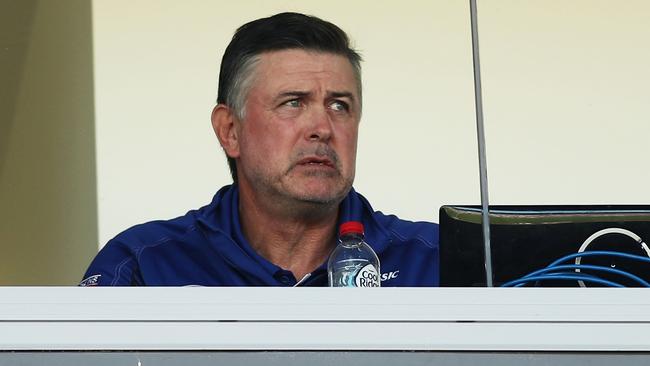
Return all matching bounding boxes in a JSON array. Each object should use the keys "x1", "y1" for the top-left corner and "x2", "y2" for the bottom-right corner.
[
  {"x1": 360, "y1": 204, "x2": 440, "y2": 287},
  {"x1": 350, "y1": 190, "x2": 439, "y2": 247},
  {"x1": 106, "y1": 213, "x2": 198, "y2": 255},
  {"x1": 80, "y1": 194, "x2": 222, "y2": 286},
  {"x1": 107, "y1": 186, "x2": 234, "y2": 250},
  {"x1": 371, "y1": 210, "x2": 439, "y2": 248}
]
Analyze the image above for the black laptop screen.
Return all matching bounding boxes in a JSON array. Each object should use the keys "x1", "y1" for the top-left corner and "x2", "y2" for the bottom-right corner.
[{"x1": 439, "y1": 205, "x2": 650, "y2": 287}]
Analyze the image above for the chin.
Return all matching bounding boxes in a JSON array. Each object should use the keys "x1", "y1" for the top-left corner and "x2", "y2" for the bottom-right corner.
[
  {"x1": 279, "y1": 174, "x2": 352, "y2": 205},
  {"x1": 290, "y1": 186, "x2": 350, "y2": 206}
]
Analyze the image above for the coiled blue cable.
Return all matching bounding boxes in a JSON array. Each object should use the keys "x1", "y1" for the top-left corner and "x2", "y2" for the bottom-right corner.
[
  {"x1": 504, "y1": 274, "x2": 625, "y2": 288},
  {"x1": 512, "y1": 271, "x2": 604, "y2": 288},
  {"x1": 501, "y1": 250, "x2": 650, "y2": 288},
  {"x1": 503, "y1": 264, "x2": 650, "y2": 287},
  {"x1": 548, "y1": 250, "x2": 650, "y2": 267}
]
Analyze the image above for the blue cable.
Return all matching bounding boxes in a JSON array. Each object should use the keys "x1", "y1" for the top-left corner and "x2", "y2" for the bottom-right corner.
[
  {"x1": 512, "y1": 271, "x2": 604, "y2": 287},
  {"x1": 515, "y1": 264, "x2": 650, "y2": 287},
  {"x1": 503, "y1": 274, "x2": 625, "y2": 288},
  {"x1": 502, "y1": 250, "x2": 650, "y2": 288},
  {"x1": 548, "y1": 250, "x2": 650, "y2": 268}
]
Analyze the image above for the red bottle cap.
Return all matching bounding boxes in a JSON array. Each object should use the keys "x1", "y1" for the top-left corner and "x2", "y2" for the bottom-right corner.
[{"x1": 339, "y1": 221, "x2": 364, "y2": 236}]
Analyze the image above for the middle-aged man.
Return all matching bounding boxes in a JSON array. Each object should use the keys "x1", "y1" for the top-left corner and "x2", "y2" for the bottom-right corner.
[{"x1": 81, "y1": 12, "x2": 439, "y2": 287}]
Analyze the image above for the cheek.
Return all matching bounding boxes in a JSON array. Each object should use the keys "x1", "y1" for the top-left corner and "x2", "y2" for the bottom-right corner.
[
  {"x1": 240, "y1": 136, "x2": 275, "y2": 164},
  {"x1": 338, "y1": 126, "x2": 359, "y2": 157},
  {"x1": 240, "y1": 124, "x2": 290, "y2": 164}
]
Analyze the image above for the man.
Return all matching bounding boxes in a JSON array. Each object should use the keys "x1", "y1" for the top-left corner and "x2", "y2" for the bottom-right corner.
[{"x1": 81, "y1": 12, "x2": 439, "y2": 287}]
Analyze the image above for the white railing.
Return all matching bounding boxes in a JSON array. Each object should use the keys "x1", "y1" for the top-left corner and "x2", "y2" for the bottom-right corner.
[{"x1": 1, "y1": 287, "x2": 649, "y2": 351}]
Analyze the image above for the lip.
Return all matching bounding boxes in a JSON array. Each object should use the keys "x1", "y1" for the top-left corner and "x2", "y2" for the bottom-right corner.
[{"x1": 296, "y1": 156, "x2": 336, "y2": 169}]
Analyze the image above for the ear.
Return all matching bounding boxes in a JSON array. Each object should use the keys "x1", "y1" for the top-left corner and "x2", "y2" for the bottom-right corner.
[{"x1": 211, "y1": 104, "x2": 240, "y2": 158}]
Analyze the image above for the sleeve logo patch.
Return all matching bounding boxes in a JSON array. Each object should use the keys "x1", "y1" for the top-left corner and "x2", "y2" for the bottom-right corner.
[{"x1": 79, "y1": 274, "x2": 101, "y2": 286}]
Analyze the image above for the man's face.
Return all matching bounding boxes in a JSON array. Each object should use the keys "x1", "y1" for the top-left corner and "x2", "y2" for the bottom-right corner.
[{"x1": 234, "y1": 49, "x2": 360, "y2": 207}]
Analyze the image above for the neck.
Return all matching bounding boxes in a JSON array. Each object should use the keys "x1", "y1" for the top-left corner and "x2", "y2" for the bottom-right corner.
[{"x1": 237, "y1": 186, "x2": 341, "y2": 281}]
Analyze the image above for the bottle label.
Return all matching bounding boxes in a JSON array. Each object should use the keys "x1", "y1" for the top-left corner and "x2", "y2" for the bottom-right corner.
[{"x1": 354, "y1": 264, "x2": 380, "y2": 287}]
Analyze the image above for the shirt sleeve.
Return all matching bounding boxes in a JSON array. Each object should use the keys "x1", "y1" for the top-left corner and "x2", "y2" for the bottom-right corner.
[{"x1": 79, "y1": 240, "x2": 143, "y2": 286}]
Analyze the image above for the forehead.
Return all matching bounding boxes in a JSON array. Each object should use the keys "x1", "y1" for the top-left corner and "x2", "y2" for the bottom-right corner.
[{"x1": 250, "y1": 49, "x2": 358, "y2": 96}]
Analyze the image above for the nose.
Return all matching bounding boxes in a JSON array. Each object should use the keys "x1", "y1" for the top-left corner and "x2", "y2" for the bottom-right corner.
[{"x1": 305, "y1": 106, "x2": 333, "y2": 142}]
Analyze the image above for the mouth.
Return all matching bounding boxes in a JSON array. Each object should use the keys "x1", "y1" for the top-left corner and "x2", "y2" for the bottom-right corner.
[
  {"x1": 296, "y1": 156, "x2": 336, "y2": 169},
  {"x1": 296, "y1": 156, "x2": 336, "y2": 170}
]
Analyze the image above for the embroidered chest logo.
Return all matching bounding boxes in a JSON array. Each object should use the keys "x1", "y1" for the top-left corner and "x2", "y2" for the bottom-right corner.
[{"x1": 380, "y1": 270, "x2": 400, "y2": 282}]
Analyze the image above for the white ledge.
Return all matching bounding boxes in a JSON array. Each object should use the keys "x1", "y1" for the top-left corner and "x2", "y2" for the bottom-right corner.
[{"x1": 1, "y1": 287, "x2": 649, "y2": 351}]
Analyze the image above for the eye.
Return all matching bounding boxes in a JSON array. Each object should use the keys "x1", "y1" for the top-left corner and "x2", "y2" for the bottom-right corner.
[
  {"x1": 282, "y1": 99, "x2": 302, "y2": 108},
  {"x1": 329, "y1": 100, "x2": 349, "y2": 112}
]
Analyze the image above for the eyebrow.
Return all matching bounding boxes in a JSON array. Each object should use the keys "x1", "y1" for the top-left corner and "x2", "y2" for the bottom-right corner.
[
  {"x1": 329, "y1": 91, "x2": 356, "y2": 103},
  {"x1": 276, "y1": 91, "x2": 310, "y2": 100},
  {"x1": 275, "y1": 90, "x2": 356, "y2": 102}
]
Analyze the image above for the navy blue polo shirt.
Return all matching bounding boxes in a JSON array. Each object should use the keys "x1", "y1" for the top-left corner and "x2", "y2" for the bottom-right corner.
[{"x1": 81, "y1": 185, "x2": 439, "y2": 286}]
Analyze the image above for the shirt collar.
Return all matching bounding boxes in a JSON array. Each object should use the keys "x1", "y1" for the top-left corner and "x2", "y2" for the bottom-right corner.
[
  {"x1": 196, "y1": 185, "x2": 392, "y2": 278},
  {"x1": 196, "y1": 185, "x2": 280, "y2": 280}
]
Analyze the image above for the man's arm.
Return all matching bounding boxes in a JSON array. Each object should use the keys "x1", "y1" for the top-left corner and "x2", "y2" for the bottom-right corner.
[{"x1": 80, "y1": 240, "x2": 142, "y2": 286}]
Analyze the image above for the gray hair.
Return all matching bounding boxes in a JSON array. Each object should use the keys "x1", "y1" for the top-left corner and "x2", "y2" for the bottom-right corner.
[{"x1": 224, "y1": 54, "x2": 261, "y2": 121}]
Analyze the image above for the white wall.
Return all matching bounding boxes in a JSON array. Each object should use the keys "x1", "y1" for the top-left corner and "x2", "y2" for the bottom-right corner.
[{"x1": 92, "y1": 0, "x2": 650, "y2": 246}]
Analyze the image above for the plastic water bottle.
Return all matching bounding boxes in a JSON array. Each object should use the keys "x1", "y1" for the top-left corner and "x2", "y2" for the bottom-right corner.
[{"x1": 328, "y1": 221, "x2": 380, "y2": 287}]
